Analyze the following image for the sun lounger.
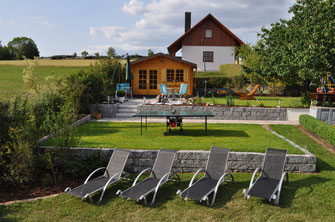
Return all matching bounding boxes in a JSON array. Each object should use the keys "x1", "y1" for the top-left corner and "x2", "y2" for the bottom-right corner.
[
  {"x1": 235, "y1": 84, "x2": 260, "y2": 100},
  {"x1": 243, "y1": 148, "x2": 288, "y2": 205},
  {"x1": 117, "y1": 149, "x2": 180, "y2": 205},
  {"x1": 64, "y1": 149, "x2": 131, "y2": 204},
  {"x1": 176, "y1": 146, "x2": 234, "y2": 207}
]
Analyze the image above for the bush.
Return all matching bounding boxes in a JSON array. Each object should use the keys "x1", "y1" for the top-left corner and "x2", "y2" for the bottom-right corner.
[
  {"x1": 117, "y1": 89, "x2": 126, "y2": 97},
  {"x1": 219, "y1": 64, "x2": 243, "y2": 77},
  {"x1": 300, "y1": 115, "x2": 335, "y2": 146}
]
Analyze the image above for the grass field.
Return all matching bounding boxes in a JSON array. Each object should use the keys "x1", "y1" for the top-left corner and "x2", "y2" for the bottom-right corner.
[
  {"x1": 1, "y1": 125, "x2": 335, "y2": 221},
  {"x1": 203, "y1": 96, "x2": 302, "y2": 107},
  {"x1": 0, "y1": 59, "x2": 98, "y2": 67},
  {"x1": 44, "y1": 122, "x2": 303, "y2": 154},
  {"x1": 0, "y1": 65, "x2": 88, "y2": 97}
]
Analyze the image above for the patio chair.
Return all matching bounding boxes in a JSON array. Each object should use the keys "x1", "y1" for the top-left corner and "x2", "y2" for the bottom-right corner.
[
  {"x1": 176, "y1": 146, "x2": 234, "y2": 207},
  {"x1": 243, "y1": 148, "x2": 288, "y2": 205},
  {"x1": 117, "y1": 83, "x2": 132, "y2": 99},
  {"x1": 159, "y1": 84, "x2": 172, "y2": 100},
  {"x1": 175, "y1": 83, "x2": 188, "y2": 100},
  {"x1": 117, "y1": 149, "x2": 180, "y2": 205},
  {"x1": 64, "y1": 149, "x2": 131, "y2": 204}
]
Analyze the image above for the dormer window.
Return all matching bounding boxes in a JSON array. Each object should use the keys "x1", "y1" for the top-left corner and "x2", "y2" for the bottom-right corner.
[{"x1": 205, "y1": 29, "x2": 212, "y2": 38}]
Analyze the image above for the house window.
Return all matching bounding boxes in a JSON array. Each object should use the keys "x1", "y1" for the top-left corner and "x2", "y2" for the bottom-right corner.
[
  {"x1": 203, "y1": 51, "x2": 214, "y2": 62},
  {"x1": 167, "y1": 69, "x2": 174, "y2": 82},
  {"x1": 205, "y1": 29, "x2": 212, "y2": 38},
  {"x1": 139, "y1": 70, "x2": 147, "y2": 89},
  {"x1": 149, "y1": 70, "x2": 157, "y2": 89},
  {"x1": 176, "y1": 69, "x2": 184, "y2": 82}
]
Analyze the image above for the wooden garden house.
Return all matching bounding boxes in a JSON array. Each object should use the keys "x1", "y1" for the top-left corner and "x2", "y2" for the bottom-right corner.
[{"x1": 131, "y1": 53, "x2": 197, "y2": 96}]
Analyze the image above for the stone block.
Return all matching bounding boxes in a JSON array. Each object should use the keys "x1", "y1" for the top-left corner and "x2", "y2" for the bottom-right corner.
[
  {"x1": 299, "y1": 164, "x2": 316, "y2": 172},
  {"x1": 138, "y1": 159, "x2": 155, "y2": 167},
  {"x1": 126, "y1": 158, "x2": 139, "y2": 167},
  {"x1": 142, "y1": 151, "x2": 158, "y2": 159},
  {"x1": 284, "y1": 164, "x2": 299, "y2": 171}
]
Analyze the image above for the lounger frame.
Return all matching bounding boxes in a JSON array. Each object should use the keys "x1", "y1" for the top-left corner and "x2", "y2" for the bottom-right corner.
[
  {"x1": 177, "y1": 147, "x2": 234, "y2": 207},
  {"x1": 117, "y1": 149, "x2": 180, "y2": 205},
  {"x1": 243, "y1": 148, "x2": 289, "y2": 205},
  {"x1": 65, "y1": 149, "x2": 131, "y2": 204}
]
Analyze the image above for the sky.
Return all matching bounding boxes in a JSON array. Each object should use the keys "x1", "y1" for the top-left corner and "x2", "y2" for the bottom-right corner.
[{"x1": 0, "y1": 0, "x2": 295, "y2": 57}]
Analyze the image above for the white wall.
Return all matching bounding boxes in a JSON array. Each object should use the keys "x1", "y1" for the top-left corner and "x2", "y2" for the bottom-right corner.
[{"x1": 182, "y1": 46, "x2": 235, "y2": 71}]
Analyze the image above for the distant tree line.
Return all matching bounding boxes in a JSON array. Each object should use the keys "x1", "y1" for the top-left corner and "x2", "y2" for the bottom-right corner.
[{"x1": 0, "y1": 37, "x2": 39, "y2": 60}]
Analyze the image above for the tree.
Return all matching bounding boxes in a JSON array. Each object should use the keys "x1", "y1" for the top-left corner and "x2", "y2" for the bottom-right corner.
[
  {"x1": 0, "y1": 45, "x2": 11, "y2": 60},
  {"x1": 257, "y1": 0, "x2": 335, "y2": 87},
  {"x1": 107, "y1": 47, "x2": 116, "y2": 58},
  {"x1": 7, "y1": 37, "x2": 39, "y2": 60},
  {"x1": 72, "y1": 52, "x2": 77, "y2": 59},
  {"x1": 147, "y1": 49, "x2": 154, "y2": 56},
  {"x1": 94, "y1": 52, "x2": 100, "y2": 58},
  {"x1": 81, "y1": 50, "x2": 88, "y2": 58}
]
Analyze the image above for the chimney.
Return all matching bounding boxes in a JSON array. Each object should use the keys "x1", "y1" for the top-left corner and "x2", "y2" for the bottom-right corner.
[{"x1": 185, "y1": 12, "x2": 191, "y2": 33}]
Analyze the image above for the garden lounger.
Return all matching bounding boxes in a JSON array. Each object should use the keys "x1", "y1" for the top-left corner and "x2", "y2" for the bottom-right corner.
[
  {"x1": 243, "y1": 148, "x2": 288, "y2": 205},
  {"x1": 117, "y1": 149, "x2": 180, "y2": 205},
  {"x1": 176, "y1": 146, "x2": 234, "y2": 207},
  {"x1": 64, "y1": 149, "x2": 131, "y2": 204},
  {"x1": 234, "y1": 84, "x2": 260, "y2": 100}
]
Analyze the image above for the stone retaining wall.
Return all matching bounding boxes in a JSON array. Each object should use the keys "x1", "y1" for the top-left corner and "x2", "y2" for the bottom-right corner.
[
  {"x1": 138, "y1": 105, "x2": 287, "y2": 121},
  {"x1": 60, "y1": 148, "x2": 316, "y2": 173},
  {"x1": 89, "y1": 104, "x2": 118, "y2": 118}
]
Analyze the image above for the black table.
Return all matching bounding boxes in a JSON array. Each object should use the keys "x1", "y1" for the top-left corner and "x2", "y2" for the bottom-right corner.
[{"x1": 133, "y1": 110, "x2": 214, "y2": 136}]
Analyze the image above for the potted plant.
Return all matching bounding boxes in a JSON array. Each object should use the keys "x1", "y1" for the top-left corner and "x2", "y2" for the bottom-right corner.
[
  {"x1": 93, "y1": 103, "x2": 102, "y2": 119},
  {"x1": 117, "y1": 89, "x2": 126, "y2": 103}
]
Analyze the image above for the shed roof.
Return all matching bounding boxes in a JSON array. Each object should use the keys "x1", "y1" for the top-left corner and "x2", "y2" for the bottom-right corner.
[
  {"x1": 167, "y1": 13, "x2": 245, "y2": 54},
  {"x1": 131, "y1": 53, "x2": 197, "y2": 68}
]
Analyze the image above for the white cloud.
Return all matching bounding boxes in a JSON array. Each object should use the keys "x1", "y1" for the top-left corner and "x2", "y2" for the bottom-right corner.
[
  {"x1": 0, "y1": 19, "x2": 15, "y2": 26},
  {"x1": 31, "y1": 16, "x2": 53, "y2": 27},
  {"x1": 122, "y1": 0, "x2": 146, "y2": 15},
  {"x1": 89, "y1": 0, "x2": 295, "y2": 54}
]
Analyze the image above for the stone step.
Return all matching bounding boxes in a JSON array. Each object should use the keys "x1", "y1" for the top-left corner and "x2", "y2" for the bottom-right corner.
[
  {"x1": 117, "y1": 108, "x2": 138, "y2": 113},
  {"x1": 118, "y1": 105, "x2": 139, "y2": 109},
  {"x1": 116, "y1": 113, "x2": 135, "y2": 117}
]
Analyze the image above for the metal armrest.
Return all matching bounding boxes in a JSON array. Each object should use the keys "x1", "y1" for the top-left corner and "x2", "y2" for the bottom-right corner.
[
  {"x1": 133, "y1": 168, "x2": 152, "y2": 186},
  {"x1": 189, "y1": 168, "x2": 205, "y2": 187},
  {"x1": 249, "y1": 167, "x2": 260, "y2": 190},
  {"x1": 84, "y1": 167, "x2": 107, "y2": 184}
]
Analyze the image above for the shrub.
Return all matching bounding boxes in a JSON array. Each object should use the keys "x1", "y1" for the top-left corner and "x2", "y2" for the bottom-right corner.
[
  {"x1": 117, "y1": 89, "x2": 126, "y2": 97},
  {"x1": 300, "y1": 115, "x2": 335, "y2": 146},
  {"x1": 219, "y1": 64, "x2": 243, "y2": 77}
]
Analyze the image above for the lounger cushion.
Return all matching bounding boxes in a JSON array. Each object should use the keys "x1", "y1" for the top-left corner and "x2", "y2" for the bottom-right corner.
[
  {"x1": 68, "y1": 176, "x2": 117, "y2": 199},
  {"x1": 120, "y1": 178, "x2": 160, "y2": 200},
  {"x1": 180, "y1": 178, "x2": 218, "y2": 201},
  {"x1": 248, "y1": 177, "x2": 279, "y2": 200}
]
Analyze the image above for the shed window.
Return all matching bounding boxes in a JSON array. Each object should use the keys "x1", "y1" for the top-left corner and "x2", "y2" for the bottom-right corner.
[
  {"x1": 203, "y1": 51, "x2": 214, "y2": 62},
  {"x1": 176, "y1": 69, "x2": 184, "y2": 82},
  {"x1": 167, "y1": 69, "x2": 174, "y2": 82},
  {"x1": 139, "y1": 70, "x2": 147, "y2": 89},
  {"x1": 205, "y1": 29, "x2": 212, "y2": 38},
  {"x1": 149, "y1": 70, "x2": 157, "y2": 89}
]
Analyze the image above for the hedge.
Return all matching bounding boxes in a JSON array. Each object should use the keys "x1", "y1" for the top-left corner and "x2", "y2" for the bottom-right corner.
[{"x1": 299, "y1": 114, "x2": 335, "y2": 146}]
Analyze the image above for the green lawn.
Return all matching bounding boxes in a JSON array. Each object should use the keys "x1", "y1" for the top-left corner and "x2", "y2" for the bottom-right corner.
[
  {"x1": 0, "y1": 65, "x2": 87, "y2": 98},
  {"x1": 44, "y1": 122, "x2": 303, "y2": 154},
  {"x1": 204, "y1": 96, "x2": 302, "y2": 107},
  {"x1": 2, "y1": 125, "x2": 335, "y2": 221}
]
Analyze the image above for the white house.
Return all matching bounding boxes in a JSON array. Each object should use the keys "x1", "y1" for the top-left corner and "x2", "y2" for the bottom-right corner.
[{"x1": 168, "y1": 13, "x2": 244, "y2": 71}]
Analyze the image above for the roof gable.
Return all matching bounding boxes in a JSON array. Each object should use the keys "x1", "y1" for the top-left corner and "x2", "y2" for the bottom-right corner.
[
  {"x1": 131, "y1": 53, "x2": 197, "y2": 68},
  {"x1": 167, "y1": 14, "x2": 244, "y2": 55}
]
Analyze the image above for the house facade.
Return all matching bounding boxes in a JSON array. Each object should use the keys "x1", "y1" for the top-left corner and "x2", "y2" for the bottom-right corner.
[
  {"x1": 168, "y1": 13, "x2": 244, "y2": 71},
  {"x1": 131, "y1": 53, "x2": 196, "y2": 96}
]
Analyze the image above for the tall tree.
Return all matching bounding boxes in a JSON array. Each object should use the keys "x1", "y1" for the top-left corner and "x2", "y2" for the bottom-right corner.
[
  {"x1": 257, "y1": 0, "x2": 335, "y2": 86},
  {"x1": 147, "y1": 49, "x2": 154, "y2": 56},
  {"x1": 107, "y1": 47, "x2": 116, "y2": 58},
  {"x1": 81, "y1": 50, "x2": 88, "y2": 58},
  {"x1": 7, "y1": 37, "x2": 39, "y2": 60}
]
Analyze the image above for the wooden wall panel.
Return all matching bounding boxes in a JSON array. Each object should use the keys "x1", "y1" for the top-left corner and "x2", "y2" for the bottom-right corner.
[{"x1": 182, "y1": 18, "x2": 236, "y2": 47}]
